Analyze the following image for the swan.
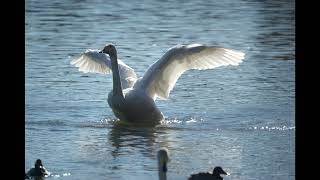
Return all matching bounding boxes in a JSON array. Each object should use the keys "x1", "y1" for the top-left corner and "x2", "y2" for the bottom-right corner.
[
  {"x1": 157, "y1": 148, "x2": 229, "y2": 180},
  {"x1": 71, "y1": 44, "x2": 245, "y2": 123}
]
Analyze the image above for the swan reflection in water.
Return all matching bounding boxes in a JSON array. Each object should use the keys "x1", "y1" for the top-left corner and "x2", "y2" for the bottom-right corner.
[{"x1": 108, "y1": 120, "x2": 171, "y2": 159}]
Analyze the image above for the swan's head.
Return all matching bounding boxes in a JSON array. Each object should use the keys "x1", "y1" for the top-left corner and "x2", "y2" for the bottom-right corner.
[
  {"x1": 100, "y1": 44, "x2": 117, "y2": 55},
  {"x1": 212, "y1": 166, "x2": 229, "y2": 176},
  {"x1": 157, "y1": 148, "x2": 169, "y2": 173}
]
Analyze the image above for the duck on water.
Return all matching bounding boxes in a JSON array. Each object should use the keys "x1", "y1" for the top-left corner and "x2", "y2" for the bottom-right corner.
[
  {"x1": 25, "y1": 159, "x2": 49, "y2": 180},
  {"x1": 157, "y1": 148, "x2": 230, "y2": 180},
  {"x1": 71, "y1": 44, "x2": 245, "y2": 124}
]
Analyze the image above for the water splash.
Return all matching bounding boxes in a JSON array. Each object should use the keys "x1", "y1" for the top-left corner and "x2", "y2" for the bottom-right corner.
[
  {"x1": 160, "y1": 117, "x2": 204, "y2": 125},
  {"x1": 186, "y1": 118, "x2": 198, "y2": 123},
  {"x1": 249, "y1": 125, "x2": 295, "y2": 131},
  {"x1": 48, "y1": 172, "x2": 71, "y2": 178},
  {"x1": 161, "y1": 118, "x2": 183, "y2": 124},
  {"x1": 77, "y1": 118, "x2": 119, "y2": 128}
]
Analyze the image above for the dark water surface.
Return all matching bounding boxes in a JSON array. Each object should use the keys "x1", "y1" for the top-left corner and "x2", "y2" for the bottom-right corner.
[{"x1": 26, "y1": 0, "x2": 295, "y2": 179}]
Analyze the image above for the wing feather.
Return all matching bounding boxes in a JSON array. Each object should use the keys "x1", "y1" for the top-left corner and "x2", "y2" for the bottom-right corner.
[
  {"x1": 71, "y1": 49, "x2": 138, "y2": 89},
  {"x1": 135, "y1": 44, "x2": 245, "y2": 100}
]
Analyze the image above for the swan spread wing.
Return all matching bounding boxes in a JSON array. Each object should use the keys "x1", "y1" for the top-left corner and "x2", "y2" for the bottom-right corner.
[
  {"x1": 71, "y1": 49, "x2": 138, "y2": 89},
  {"x1": 137, "y1": 44, "x2": 245, "y2": 100}
]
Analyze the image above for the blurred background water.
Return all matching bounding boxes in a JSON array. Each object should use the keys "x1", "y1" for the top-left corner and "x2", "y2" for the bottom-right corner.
[{"x1": 25, "y1": 0, "x2": 295, "y2": 179}]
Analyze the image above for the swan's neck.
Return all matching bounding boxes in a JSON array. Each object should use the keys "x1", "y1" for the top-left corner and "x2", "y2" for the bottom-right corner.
[
  {"x1": 110, "y1": 51, "x2": 124, "y2": 98},
  {"x1": 158, "y1": 162, "x2": 167, "y2": 180}
]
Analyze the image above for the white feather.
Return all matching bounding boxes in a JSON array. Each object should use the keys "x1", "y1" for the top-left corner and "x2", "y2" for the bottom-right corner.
[
  {"x1": 135, "y1": 44, "x2": 246, "y2": 100},
  {"x1": 71, "y1": 49, "x2": 137, "y2": 89},
  {"x1": 71, "y1": 44, "x2": 246, "y2": 122}
]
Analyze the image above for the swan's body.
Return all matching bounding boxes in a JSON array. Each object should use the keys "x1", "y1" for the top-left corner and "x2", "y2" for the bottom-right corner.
[
  {"x1": 71, "y1": 44, "x2": 245, "y2": 123},
  {"x1": 107, "y1": 87, "x2": 164, "y2": 122}
]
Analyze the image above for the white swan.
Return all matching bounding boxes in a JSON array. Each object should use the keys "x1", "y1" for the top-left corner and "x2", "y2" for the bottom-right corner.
[{"x1": 71, "y1": 44, "x2": 245, "y2": 123}]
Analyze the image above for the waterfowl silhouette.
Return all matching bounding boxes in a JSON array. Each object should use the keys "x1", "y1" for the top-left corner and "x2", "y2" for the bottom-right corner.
[
  {"x1": 26, "y1": 159, "x2": 49, "y2": 180},
  {"x1": 157, "y1": 148, "x2": 229, "y2": 180},
  {"x1": 188, "y1": 166, "x2": 230, "y2": 180},
  {"x1": 71, "y1": 44, "x2": 245, "y2": 123},
  {"x1": 157, "y1": 148, "x2": 170, "y2": 180}
]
